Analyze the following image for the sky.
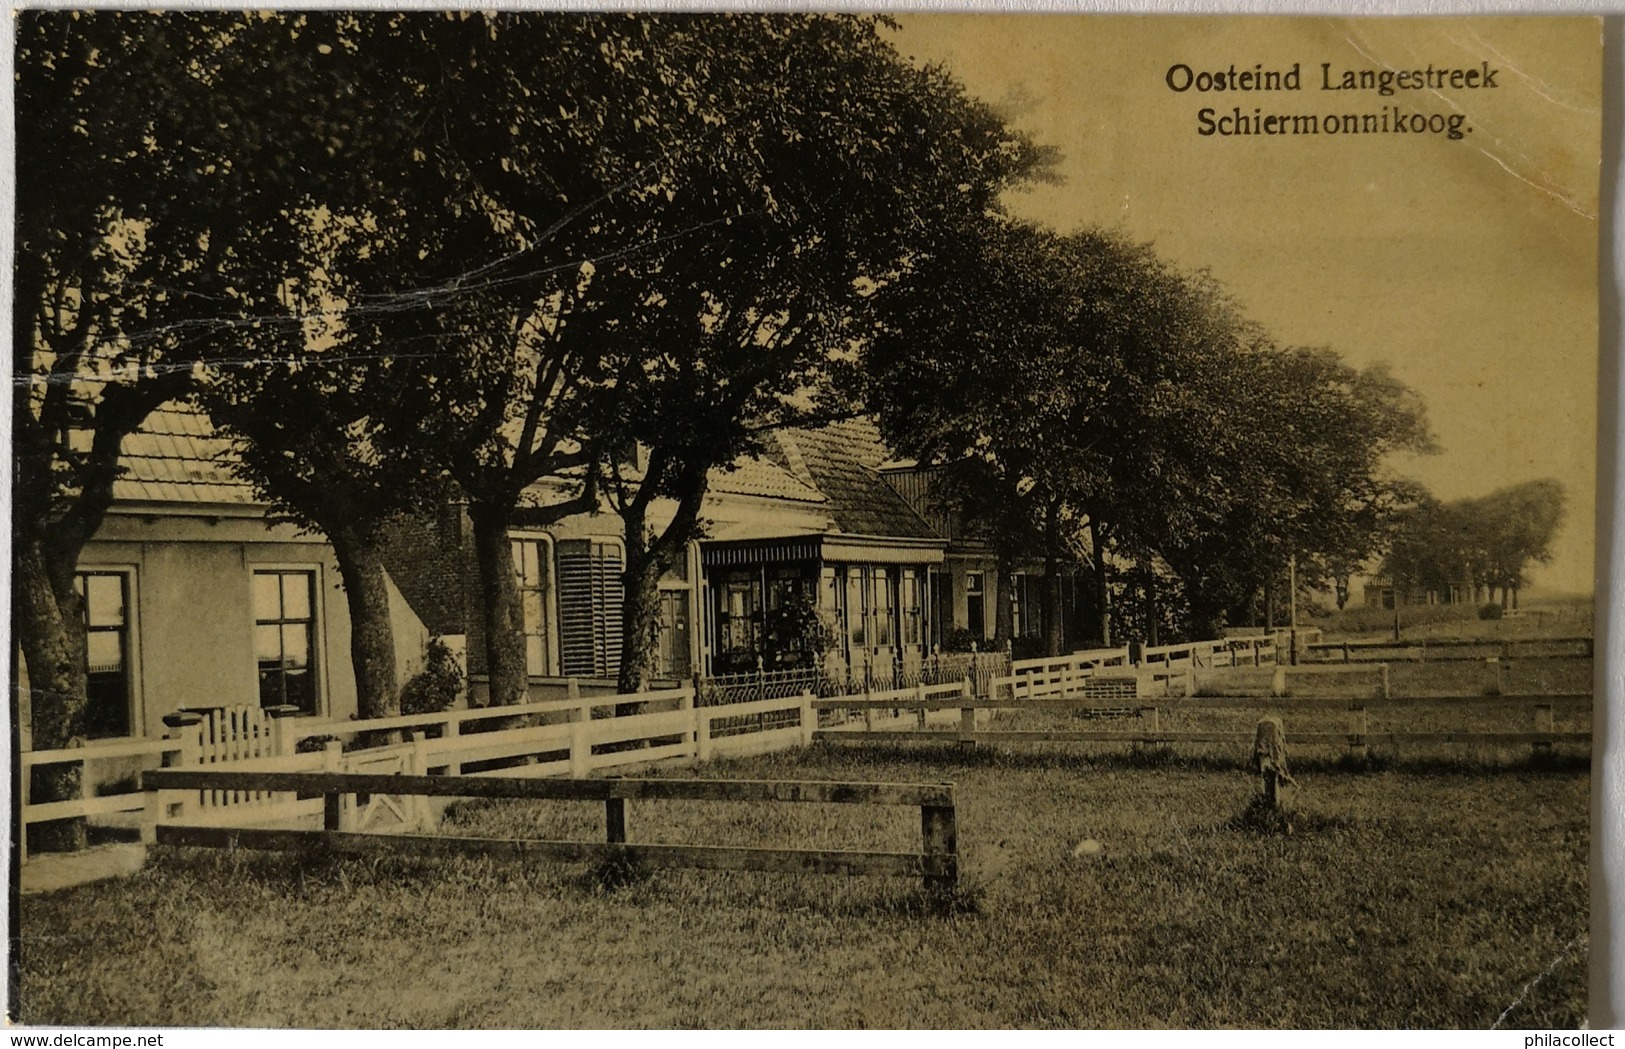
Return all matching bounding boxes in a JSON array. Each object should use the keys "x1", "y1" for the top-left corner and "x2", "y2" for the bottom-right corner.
[{"x1": 890, "y1": 15, "x2": 1603, "y2": 594}]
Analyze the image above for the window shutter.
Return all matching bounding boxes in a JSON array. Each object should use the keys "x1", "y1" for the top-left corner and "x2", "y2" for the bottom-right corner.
[{"x1": 556, "y1": 540, "x2": 623, "y2": 678}]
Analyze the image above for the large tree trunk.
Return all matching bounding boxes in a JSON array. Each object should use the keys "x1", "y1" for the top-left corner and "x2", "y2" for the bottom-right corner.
[
  {"x1": 1041, "y1": 501, "x2": 1063, "y2": 657},
  {"x1": 469, "y1": 499, "x2": 528, "y2": 707},
  {"x1": 617, "y1": 547, "x2": 665, "y2": 697},
  {"x1": 993, "y1": 550, "x2": 1015, "y2": 647},
  {"x1": 615, "y1": 464, "x2": 708, "y2": 699},
  {"x1": 1088, "y1": 518, "x2": 1110, "y2": 646},
  {"x1": 13, "y1": 539, "x2": 89, "y2": 852},
  {"x1": 328, "y1": 526, "x2": 400, "y2": 724},
  {"x1": 1143, "y1": 562, "x2": 1159, "y2": 648}
]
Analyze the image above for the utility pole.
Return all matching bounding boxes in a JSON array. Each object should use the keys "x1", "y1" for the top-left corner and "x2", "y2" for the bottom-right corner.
[{"x1": 1288, "y1": 553, "x2": 1298, "y2": 666}]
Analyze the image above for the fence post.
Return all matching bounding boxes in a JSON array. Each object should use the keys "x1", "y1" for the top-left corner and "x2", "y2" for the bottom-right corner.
[
  {"x1": 1532, "y1": 703, "x2": 1554, "y2": 760},
  {"x1": 570, "y1": 713, "x2": 591, "y2": 777},
  {"x1": 265, "y1": 704, "x2": 301, "y2": 756},
  {"x1": 1347, "y1": 703, "x2": 1368, "y2": 764},
  {"x1": 954, "y1": 677, "x2": 977, "y2": 745},
  {"x1": 1270, "y1": 665, "x2": 1288, "y2": 697},
  {"x1": 1141, "y1": 706, "x2": 1161, "y2": 735},
  {"x1": 799, "y1": 691, "x2": 816, "y2": 747},
  {"x1": 696, "y1": 707, "x2": 713, "y2": 763},
  {"x1": 915, "y1": 681, "x2": 928, "y2": 729},
  {"x1": 862, "y1": 673, "x2": 874, "y2": 732},
  {"x1": 605, "y1": 796, "x2": 627, "y2": 845},
  {"x1": 920, "y1": 789, "x2": 958, "y2": 896},
  {"x1": 1378, "y1": 663, "x2": 1391, "y2": 700},
  {"x1": 1486, "y1": 657, "x2": 1504, "y2": 696},
  {"x1": 410, "y1": 731, "x2": 435, "y2": 827},
  {"x1": 321, "y1": 740, "x2": 346, "y2": 832},
  {"x1": 1343, "y1": 641, "x2": 1351, "y2": 664},
  {"x1": 158, "y1": 711, "x2": 206, "y2": 828},
  {"x1": 680, "y1": 687, "x2": 698, "y2": 757}
]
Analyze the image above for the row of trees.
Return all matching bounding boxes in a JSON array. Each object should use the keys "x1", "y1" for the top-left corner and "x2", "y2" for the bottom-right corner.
[
  {"x1": 17, "y1": 11, "x2": 1471, "y2": 848},
  {"x1": 15, "y1": 11, "x2": 1052, "y2": 845},
  {"x1": 1383, "y1": 479, "x2": 1568, "y2": 609},
  {"x1": 863, "y1": 220, "x2": 1437, "y2": 645}
]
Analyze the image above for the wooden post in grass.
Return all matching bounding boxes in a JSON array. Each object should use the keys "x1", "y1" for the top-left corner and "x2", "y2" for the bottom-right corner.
[
  {"x1": 570, "y1": 713, "x2": 591, "y2": 777},
  {"x1": 1270, "y1": 665, "x2": 1288, "y2": 697},
  {"x1": 1347, "y1": 703, "x2": 1368, "y2": 763},
  {"x1": 958, "y1": 677, "x2": 977, "y2": 749},
  {"x1": 1486, "y1": 657, "x2": 1504, "y2": 696},
  {"x1": 1378, "y1": 663, "x2": 1391, "y2": 700},
  {"x1": 916, "y1": 681, "x2": 928, "y2": 729},
  {"x1": 1252, "y1": 717, "x2": 1293, "y2": 808},
  {"x1": 1141, "y1": 705, "x2": 1162, "y2": 736},
  {"x1": 920, "y1": 792, "x2": 958, "y2": 895},
  {"x1": 1533, "y1": 704, "x2": 1554, "y2": 760},
  {"x1": 322, "y1": 740, "x2": 345, "y2": 831},
  {"x1": 605, "y1": 796, "x2": 627, "y2": 845}
]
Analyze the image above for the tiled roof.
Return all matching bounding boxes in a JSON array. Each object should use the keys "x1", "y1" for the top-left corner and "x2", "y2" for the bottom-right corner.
[
  {"x1": 106, "y1": 405, "x2": 856, "y2": 524},
  {"x1": 767, "y1": 419, "x2": 941, "y2": 541},
  {"x1": 112, "y1": 403, "x2": 260, "y2": 506},
  {"x1": 710, "y1": 456, "x2": 825, "y2": 504}
]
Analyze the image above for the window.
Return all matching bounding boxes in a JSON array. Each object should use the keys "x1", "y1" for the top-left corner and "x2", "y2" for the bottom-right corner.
[
  {"x1": 901, "y1": 569, "x2": 923, "y2": 647},
  {"x1": 870, "y1": 568, "x2": 894, "y2": 648},
  {"x1": 844, "y1": 570, "x2": 866, "y2": 648},
  {"x1": 556, "y1": 540, "x2": 623, "y2": 679},
  {"x1": 74, "y1": 572, "x2": 132, "y2": 738},
  {"x1": 254, "y1": 569, "x2": 318, "y2": 713},
  {"x1": 512, "y1": 538, "x2": 553, "y2": 677},
  {"x1": 965, "y1": 572, "x2": 985, "y2": 639},
  {"x1": 719, "y1": 575, "x2": 761, "y2": 661}
]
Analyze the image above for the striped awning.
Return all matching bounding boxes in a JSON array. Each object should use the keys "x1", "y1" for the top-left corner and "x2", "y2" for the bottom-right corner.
[{"x1": 701, "y1": 536, "x2": 824, "y2": 568}]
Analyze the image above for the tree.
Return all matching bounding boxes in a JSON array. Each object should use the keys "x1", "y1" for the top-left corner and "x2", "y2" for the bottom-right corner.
[
  {"x1": 202, "y1": 346, "x2": 450, "y2": 723},
  {"x1": 14, "y1": 11, "x2": 325, "y2": 847},
  {"x1": 1382, "y1": 478, "x2": 1565, "y2": 609},
  {"x1": 282, "y1": 13, "x2": 1052, "y2": 702},
  {"x1": 576, "y1": 19, "x2": 1051, "y2": 691},
  {"x1": 868, "y1": 215, "x2": 1435, "y2": 648}
]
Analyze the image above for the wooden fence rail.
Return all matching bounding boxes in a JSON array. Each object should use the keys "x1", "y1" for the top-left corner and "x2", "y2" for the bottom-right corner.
[
  {"x1": 1302, "y1": 636, "x2": 1594, "y2": 663},
  {"x1": 813, "y1": 689, "x2": 1591, "y2": 762},
  {"x1": 21, "y1": 685, "x2": 808, "y2": 862},
  {"x1": 141, "y1": 770, "x2": 959, "y2": 893}
]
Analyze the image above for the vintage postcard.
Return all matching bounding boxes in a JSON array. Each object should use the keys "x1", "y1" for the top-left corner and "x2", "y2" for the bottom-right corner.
[{"x1": 7, "y1": 10, "x2": 1605, "y2": 1031}]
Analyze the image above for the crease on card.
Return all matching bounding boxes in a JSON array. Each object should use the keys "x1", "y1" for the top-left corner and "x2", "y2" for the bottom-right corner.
[
  {"x1": 1490, "y1": 931, "x2": 1589, "y2": 1029},
  {"x1": 1339, "y1": 27, "x2": 1598, "y2": 223}
]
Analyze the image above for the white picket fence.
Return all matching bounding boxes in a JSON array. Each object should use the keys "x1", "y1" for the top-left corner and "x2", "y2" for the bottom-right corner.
[
  {"x1": 25, "y1": 684, "x2": 824, "y2": 854},
  {"x1": 26, "y1": 637, "x2": 1287, "y2": 855}
]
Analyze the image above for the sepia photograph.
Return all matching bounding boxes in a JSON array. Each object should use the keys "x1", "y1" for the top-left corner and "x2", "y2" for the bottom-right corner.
[{"x1": 7, "y1": 9, "x2": 1606, "y2": 1030}]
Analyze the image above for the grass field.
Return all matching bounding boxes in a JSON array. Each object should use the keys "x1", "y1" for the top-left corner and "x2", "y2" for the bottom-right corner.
[
  {"x1": 1315, "y1": 594, "x2": 1594, "y2": 642},
  {"x1": 15, "y1": 727, "x2": 1588, "y2": 1029}
]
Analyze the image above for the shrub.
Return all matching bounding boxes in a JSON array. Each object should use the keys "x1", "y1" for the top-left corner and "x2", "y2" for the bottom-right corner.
[
  {"x1": 400, "y1": 637, "x2": 465, "y2": 715},
  {"x1": 1478, "y1": 602, "x2": 1505, "y2": 621},
  {"x1": 940, "y1": 626, "x2": 980, "y2": 653}
]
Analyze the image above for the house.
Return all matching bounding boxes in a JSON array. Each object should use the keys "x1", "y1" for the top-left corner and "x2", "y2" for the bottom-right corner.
[
  {"x1": 698, "y1": 418, "x2": 949, "y2": 686},
  {"x1": 21, "y1": 407, "x2": 1100, "y2": 750},
  {"x1": 17, "y1": 405, "x2": 434, "y2": 750},
  {"x1": 1362, "y1": 572, "x2": 1480, "y2": 609}
]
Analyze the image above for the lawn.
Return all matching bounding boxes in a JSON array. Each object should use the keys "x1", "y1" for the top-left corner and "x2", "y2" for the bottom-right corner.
[{"x1": 14, "y1": 736, "x2": 1588, "y2": 1029}]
